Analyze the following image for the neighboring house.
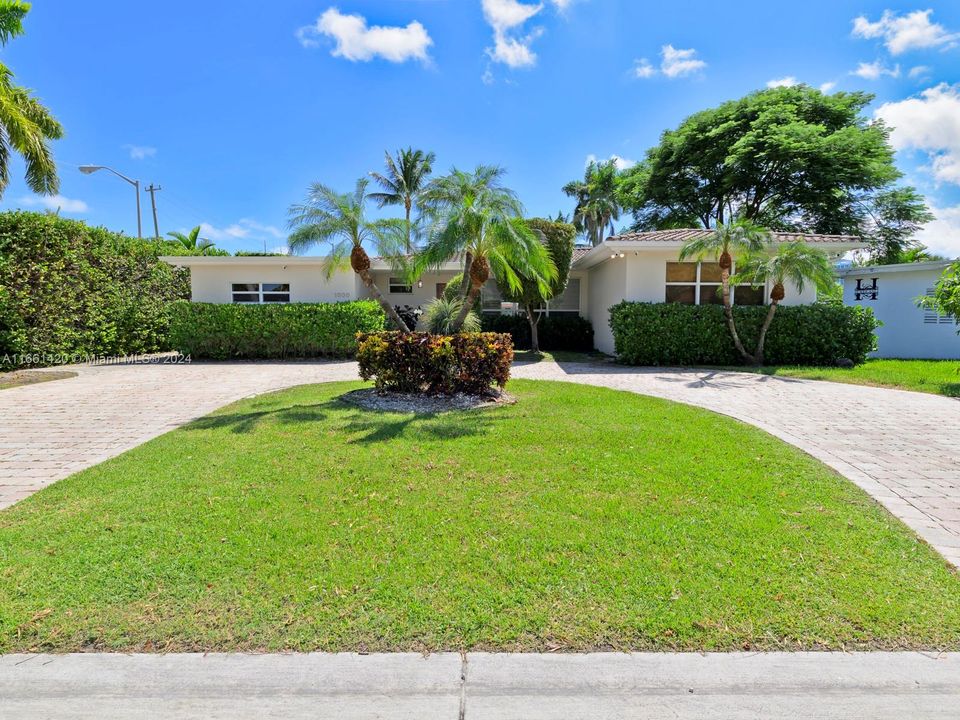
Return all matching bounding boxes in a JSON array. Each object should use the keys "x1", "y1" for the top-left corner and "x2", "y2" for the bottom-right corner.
[
  {"x1": 162, "y1": 229, "x2": 864, "y2": 355},
  {"x1": 841, "y1": 261, "x2": 959, "y2": 360}
]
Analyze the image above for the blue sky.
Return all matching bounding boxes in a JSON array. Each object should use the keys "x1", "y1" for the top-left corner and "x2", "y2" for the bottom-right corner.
[{"x1": 2, "y1": 1, "x2": 959, "y2": 255}]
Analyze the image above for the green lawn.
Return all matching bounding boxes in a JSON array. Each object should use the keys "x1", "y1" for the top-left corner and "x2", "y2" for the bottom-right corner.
[
  {"x1": 1, "y1": 380, "x2": 958, "y2": 653},
  {"x1": 748, "y1": 359, "x2": 960, "y2": 398}
]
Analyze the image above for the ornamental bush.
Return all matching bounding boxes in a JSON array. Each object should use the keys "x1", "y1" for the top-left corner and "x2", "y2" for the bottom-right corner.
[
  {"x1": 609, "y1": 302, "x2": 879, "y2": 366},
  {"x1": 356, "y1": 331, "x2": 513, "y2": 395},
  {"x1": 169, "y1": 300, "x2": 385, "y2": 359},
  {"x1": 481, "y1": 314, "x2": 594, "y2": 352},
  {"x1": 0, "y1": 211, "x2": 190, "y2": 370}
]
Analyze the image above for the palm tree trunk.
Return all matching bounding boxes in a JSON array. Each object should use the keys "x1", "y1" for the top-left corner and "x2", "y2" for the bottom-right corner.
[
  {"x1": 451, "y1": 280, "x2": 482, "y2": 333},
  {"x1": 525, "y1": 303, "x2": 541, "y2": 353},
  {"x1": 721, "y1": 269, "x2": 755, "y2": 364},
  {"x1": 461, "y1": 252, "x2": 473, "y2": 299},
  {"x1": 753, "y1": 301, "x2": 779, "y2": 366},
  {"x1": 404, "y1": 199, "x2": 412, "y2": 254},
  {"x1": 358, "y1": 267, "x2": 410, "y2": 332}
]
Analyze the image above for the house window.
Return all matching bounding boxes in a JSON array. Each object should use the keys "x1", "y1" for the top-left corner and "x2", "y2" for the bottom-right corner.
[
  {"x1": 923, "y1": 288, "x2": 954, "y2": 325},
  {"x1": 231, "y1": 283, "x2": 290, "y2": 304},
  {"x1": 388, "y1": 277, "x2": 413, "y2": 294},
  {"x1": 665, "y1": 262, "x2": 762, "y2": 305},
  {"x1": 544, "y1": 278, "x2": 581, "y2": 315},
  {"x1": 481, "y1": 279, "x2": 504, "y2": 312}
]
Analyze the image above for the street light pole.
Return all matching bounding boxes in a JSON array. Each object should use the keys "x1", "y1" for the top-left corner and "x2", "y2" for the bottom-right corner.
[
  {"x1": 78, "y1": 165, "x2": 143, "y2": 239},
  {"x1": 144, "y1": 184, "x2": 161, "y2": 239}
]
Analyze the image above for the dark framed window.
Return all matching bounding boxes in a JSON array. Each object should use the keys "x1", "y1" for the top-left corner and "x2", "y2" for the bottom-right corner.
[
  {"x1": 665, "y1": 261, "x2": 763, "y2": 306},
  {"x1": 231, "y1": 283, "x2": 290, "y2": 304},
  {"x1": 388, "y1": 277, "x2": 413, "y2": 294}
]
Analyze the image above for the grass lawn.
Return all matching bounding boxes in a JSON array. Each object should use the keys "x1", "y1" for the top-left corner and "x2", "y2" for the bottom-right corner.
[
  {"x1": 513, "y1": 350, "x2": 608, "y2": 363},
  {"x1": 1, "y1": 379, "x2": 958, "y2": 653},
  {"x1": 748, "y1": 359, "x2": 960, "y2": 398}
]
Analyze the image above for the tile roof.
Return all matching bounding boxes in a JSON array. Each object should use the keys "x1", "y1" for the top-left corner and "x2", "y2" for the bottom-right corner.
[{"x1": 606, "y1": 228, "x2": 863, "y2": 244}]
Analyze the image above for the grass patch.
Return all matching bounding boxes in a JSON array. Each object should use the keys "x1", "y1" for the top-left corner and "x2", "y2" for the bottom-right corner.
[
  {"x1": 748, "y1": 359, "x2": 960, "y2": 397},
  {"x1": 1, "y1": 379, "x2": 958, "y2": 653},
  {"x1": 513, "y1": 350, "x2": 608, "y2": 363},
  {"x1": 0, "y1": 370, "x2": 77, "y2": 390}
]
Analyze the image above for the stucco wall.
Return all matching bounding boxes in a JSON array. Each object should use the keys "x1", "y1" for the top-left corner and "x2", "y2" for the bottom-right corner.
[
  {"x1": 588, "y1": 256, "x2": 628, "y2": 354},
  {"x1": 843, "y1": 267, "x2": 960, "y2": 359},
  {"x1": 188, "y1": 264, "x2": 357, "y2": 304}
]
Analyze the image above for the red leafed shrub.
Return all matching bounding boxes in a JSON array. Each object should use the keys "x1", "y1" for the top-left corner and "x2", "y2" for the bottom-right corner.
[{"x1": 356, "y1": 331, "x2": 513, "y2": 395}]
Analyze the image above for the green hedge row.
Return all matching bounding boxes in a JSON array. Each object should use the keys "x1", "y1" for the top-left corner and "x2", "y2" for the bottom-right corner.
[
  {"x1": 609, "y1": 302, "x2": 879, "y2": 366},
  {"x1": 480, "y1": 314, "x2": 595, "y2": 351},
  {"x1": 0, "y1": 212, "x2": 190, "y2": 370},
  {"x1": 168, "y1": 300, "x2": 385, "y2": 359}
]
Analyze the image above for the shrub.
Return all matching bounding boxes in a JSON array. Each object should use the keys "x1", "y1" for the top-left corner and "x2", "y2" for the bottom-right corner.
[
  {"x1": 0, "y1": 211, "x2": 190, "y2": 369},
  {"x1": 422, "y1": 297, "x2": 481, "y2": 334},
  {"x1": 168, "y1": 301, "x2": 385, "y2": 360},
  {"x1": 609, "y1": 302, "x2": 879, "y2": 366},
  {"x1": 356, "y1": 331, "x2": 513, "y2": 395},
  {"x1": 481, "y1": 313, "x2": 595, "y2": 352}
]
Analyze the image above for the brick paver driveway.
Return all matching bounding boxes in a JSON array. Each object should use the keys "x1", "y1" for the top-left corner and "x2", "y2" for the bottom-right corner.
[{"x1": 2, "y1": 359, "x2": 959, "y2": 567}]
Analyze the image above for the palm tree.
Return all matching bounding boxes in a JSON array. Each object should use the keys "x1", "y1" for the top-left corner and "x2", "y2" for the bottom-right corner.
[
  {"x1": 679, "y1": 220, "x2": 771, "y2": 362},
  {"x1": 0, "y1": 1, "x2": 63, "y2": 198},
  {"x1": 167, "y1": 226, "x2": 217, "y2": 255},
  {"x1": 287, "y1": 178, "x2": 411, "y2": 331},
  {"x1": 732, "y1": 242, "x2": 837, "y2": 365},
  {"x1": 418, "y1": 165, "x2": 557, "y2": 332},
  {"x1": 562, "y1": 160, "x2": 621, "y2": 246},
  {"x1": 368, "y1": 147, "x2": 436, "y2": 253}
]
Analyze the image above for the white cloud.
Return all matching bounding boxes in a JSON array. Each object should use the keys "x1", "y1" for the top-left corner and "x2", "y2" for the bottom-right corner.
[
  {"x1": 585, "y1": 153, "x2": 636, "y2": 171},
  {"x1": 820, "y1": 81, "x2": 837, "y2": 93},
  {"x1": 632, "y1": 45, "x2": 706, "y2": 79},
  {"x1": 851, "y1": 60, "x2": 900, "y2": 80},
  {"x1": 767, "y1": 76, "x2": 798, "y2": 88},
  {"x1": 200, "y1": 218, "x2": 284, "y2": 242},
  {"x1": 482, "y1": 0, "x2": 544, "y2": 68},
  {"x1": 916, "y1": 204, "x2": 960, "y2": 258},
  {"x1": 875, "y1": 83, "x2": 960, "y2": 185},
  {"x1": 123, "y1": 144, "x2": 156, "y2": 160},
  {"x1": 909, "y1": 64, "x2": 931, "y2": 79},
  {"x1": 852, "y1": 9, "x2": 959, "y2": 55},
  {"x1": 481, "y1": 68, "x2": 495, "y2": 85},
  {"x1": 297, "y1": 7, "x2": 432, "y2": 64},
  {"x1": 18, "y1": 194, "x2": 88, "y2": 213}
]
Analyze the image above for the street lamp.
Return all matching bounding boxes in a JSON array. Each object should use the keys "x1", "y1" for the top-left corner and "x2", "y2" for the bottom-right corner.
[{"x1": 79, "y1": 165, "x2": 142, "y2": 238}]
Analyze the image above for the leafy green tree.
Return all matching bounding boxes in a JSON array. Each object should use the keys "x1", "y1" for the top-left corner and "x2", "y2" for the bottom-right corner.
[
  {"x1": 500, "y1": 218, "x2": 575, "y2": 353},
  {"x1": 368, "y1": 147, "x2": 435, "y2": 253},
  {"x1": 918, "y1": 262, "x2": 960, "y2": 331},
  {"x1": 617, "y1": 86, "x2": 931, "y2": 262},
  {"x1": 732, "y1": 242, "x2": 837, "y2": 365},
  {"x1": 894, "y1": 244, "x2": 947, "y2": 264},
  {"x1": 562, "y1": 160, "x2": 620, "y2": 246},
  {"x1": 679, "y1": 221, "x2": 771, "y2": 362},
  {"x1": 287, "y1": 178, "x2": 411, "y2": 331},
  {"x1": 0, "y1": 1, "x2": 63, "y2": 198},
  {"x1": 417, "y1": 165, "x2": 556, "y2": 333},
  {"x1": 167, "y1": 226, "x2": 217, "y2": 255}
]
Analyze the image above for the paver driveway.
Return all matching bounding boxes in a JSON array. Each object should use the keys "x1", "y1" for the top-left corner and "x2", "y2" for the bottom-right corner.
[{"x1": 2, "y1": 359, "x2": 959, "y2": 567}]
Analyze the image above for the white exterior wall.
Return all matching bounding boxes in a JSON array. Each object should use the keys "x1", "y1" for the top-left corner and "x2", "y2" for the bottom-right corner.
[
  {"x1": 843, "y1": 267, "x2": 959, "y2": 359},
  {"x1": 588, "y1": 256, "x2": 628, "y2": 354},
  {"x1": 188, "y1": 263, "x2": 358, "y2": 304},
  {"x1": 366, "y1": 271, "x2": 458, "y2": 309}
]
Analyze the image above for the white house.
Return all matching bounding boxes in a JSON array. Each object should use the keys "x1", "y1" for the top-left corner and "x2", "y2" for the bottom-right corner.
[
  {"x1": 840, "y1": 261, "x2": 959, "y2": 360},
  {"x1": 163, "y1": 229, "x2": 864, "y2": 355}
]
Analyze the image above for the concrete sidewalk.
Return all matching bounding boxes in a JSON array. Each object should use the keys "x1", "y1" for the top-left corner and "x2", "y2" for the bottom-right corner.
[{"x1": 2, "y1": 652, "x2": 958, "y2": 719}]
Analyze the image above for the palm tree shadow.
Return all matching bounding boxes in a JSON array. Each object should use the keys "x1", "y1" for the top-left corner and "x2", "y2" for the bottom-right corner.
[
  {"x1": 339, "y1": 405, "x2": 498, "y2": 445},
  {"x1": 184, "y1": 401, "x2": 335, "y2": 434}
]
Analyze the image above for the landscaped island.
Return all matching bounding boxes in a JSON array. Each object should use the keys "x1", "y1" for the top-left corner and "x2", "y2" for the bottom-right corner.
[{"x1": 2, "y1": 380, "x2": 958, "y2": 653}]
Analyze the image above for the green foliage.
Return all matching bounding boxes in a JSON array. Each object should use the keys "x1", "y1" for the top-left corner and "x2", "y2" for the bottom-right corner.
[
  {"x1": 562, "y1": 160, "x2": 621, "y2": 246},
  {"x1": 422, "y1": 296, "x2": 481, "y2": 334},
  {"x1": 481, "y1": 314, "x2": 594, "y2": 352},
  {"x1": 233, "y1": 250, "x2": 287, "y2": 257},
  {"x1": 167, "y1": 226, "x2": 219, "y2": 255},
  {"x1": 500, "y1": 218, "x2": 575, "y2": 309},
  {"x1": 167, "y1": 300, "x2": 385, "y2": 360},
  {"x1": 610, "y1": 302, "x2": 879, "y2": 366},
  {"x1": 357, "y1": 331, "x2": 513, "y2": 395},
  {"x1": 368, "y1": 147, "x2": 436, "y2": 251},
  {"x1": 918, "y1": 261, "x2": 960, "y2": 332},
  {"x1": 617, "y1": 86, "x2": 931, "y2": 260},
  {"x1": 0, "y1": 211, "x2": 189, "y2": 369}
]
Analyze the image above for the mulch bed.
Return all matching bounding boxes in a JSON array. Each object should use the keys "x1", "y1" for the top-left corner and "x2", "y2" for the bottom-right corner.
[{"x1": 340, "y1": 388, "x2": 516, "y2": 414}]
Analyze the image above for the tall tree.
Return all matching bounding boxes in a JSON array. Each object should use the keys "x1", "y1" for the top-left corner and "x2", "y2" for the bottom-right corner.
[
  {"x1": 287, "y1": 178, "x2": 411, "y2": 331},
  {"x1": 0, "y1": 0, "x2": 63, "y2": 198},
  {"x1": 617, "y1": 86, "x2": 931, "y2": 261},
  {"x1": 678, "y1": 221, "x2": 771, "y2": 362},
  {"x1": 500, "y1": 218, "x2": 576, "y2": 353},
  {"x1": 562, "y1": 160, "x2": 621, "y2": 246},
  {"x1": 732, "y1": 242, "x2": 838, "y2": 365},
  {"x1": 417, "y1": 165, "x2": 556, "y2": 332},
  {"x1": 167, "y1": 226, "x2": 217, "y2": 255},
  {"x1": 918, "y1": 262, "x2": 960, "y2": 330},
  {"x1": 368, "y1": 147, "x2": 436, "y2": 253}
]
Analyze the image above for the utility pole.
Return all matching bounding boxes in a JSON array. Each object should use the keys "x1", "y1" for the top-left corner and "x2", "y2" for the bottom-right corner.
[{"x1": 144, "y1": 184, "x2": 161, "y2": 239}]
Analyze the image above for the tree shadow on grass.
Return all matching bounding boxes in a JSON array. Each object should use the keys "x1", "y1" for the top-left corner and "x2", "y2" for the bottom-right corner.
[{"x1": 184, "y1": 401, "x2": 337, "y2": 434}]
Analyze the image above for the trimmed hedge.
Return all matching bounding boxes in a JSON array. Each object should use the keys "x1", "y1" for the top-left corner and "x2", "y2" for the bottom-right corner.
[
  {"x1": 0, "y1": 212, "x2": 190, "y2": 370},
  {"x1": 169, "y1": 300, "x2": 385, "y2": 360},
  {"x1": 610, "y1": 302, "x2": 879, "y2": 366},
  {"x1": 357, "y1": 331, "x2": 514, "y2": 395},
  {"x1": 481, "y1": 314, "x2": 595, "y2": 352}
]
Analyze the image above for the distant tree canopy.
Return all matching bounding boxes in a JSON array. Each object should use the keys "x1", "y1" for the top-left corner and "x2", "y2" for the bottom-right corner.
[{"x1": 616, "y1": 86, "x2": 933, "y2": 263}]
